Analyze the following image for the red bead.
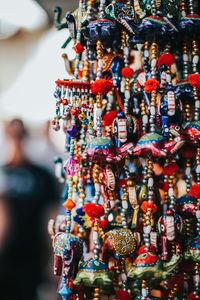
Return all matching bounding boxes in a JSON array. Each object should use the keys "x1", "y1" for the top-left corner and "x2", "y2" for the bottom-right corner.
[{"x1": 62, "y1": 99, "x2": 68, "y2": 105}]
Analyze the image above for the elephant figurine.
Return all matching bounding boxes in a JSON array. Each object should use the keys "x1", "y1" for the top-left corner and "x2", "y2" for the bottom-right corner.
[
  {"x1": 102, "y1": 53, "x2": 124, "y2": 88},
  {"x1": 92, "y1": 163, "x2": 120, "y2": 210},
  {"x1": 158, "y1": 209, "x2": 183, "y2": 261},
  {"x1": 48, "y1": 216, "x2": 83, "y2": 279},
  {"x1": 132, "y1": 0, "x2": 180, "y2": 20},
  {"x1": 127, "y1": 250, "x2": 181, "y2": 282},
  {"x1": 132, "y1": 16, "x2": 177, "y2": 45},
  {"x1": 102, "y1": 228, "x2": 139, "y2": 269},
  {"x1": 112, "y1": 112, "x2": 138, "y2": 148},
  {"x1": 105, "y1": 3, "x2": 135, "y2": 34},
  {"x1": 53, "y1": 231, "x2": 83, "y2": 279},
  {"x1": 81, "y1": 19, "x2": 120, "y2": 48},
  {"x1": 157, "y1": 87, "x2": 183, "y2": 137},
  {"x1": 54, "y1": 7, "x2": 87, "y2": 48}
]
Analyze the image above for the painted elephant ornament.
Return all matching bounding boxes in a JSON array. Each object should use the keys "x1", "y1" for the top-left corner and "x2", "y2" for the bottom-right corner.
[
  {"x1": 81, "y1": 19, "x2": 119, "y2": 48},
  {"x1": 82, "y1": 136, "x2": 135, "y2": 163},
  {"x1": 158, "y1": 209, "x2": 183, "y2": 261},
  {"x1": 112, "y1": 112, "x2": 138, "y2": 148},
  {"x1": 106, "y1": 3, "x2": 135, "y2": 34},
  {"x1": 53, "y1": 232, "x2": 83, "y2": 279},
  {"x1": 185, "y1": 236, "x2": 200, "y2": 262},
  {"x1": 133, "y1": 132, "x2": 167, "y2": 157},
  {"x1": 127, "y1": 243, "x2": 181, "y2": 281},
  {"x1": 102, "y1": 53, "x2": 124, "y2": 88},
  {"x1": 157, "y1": 91, "x2": 183, "y2": 137},
  {"x1": 103, "y1": 228, "x2": 137, "y2": 263}
]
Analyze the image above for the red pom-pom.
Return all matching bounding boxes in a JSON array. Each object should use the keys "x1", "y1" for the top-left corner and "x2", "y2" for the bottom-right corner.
[
  {"x1": 144, "y1": 79, "x2": 159, "y2": 93},
  {"x1": 91, "y1": 79, "x2": 113, "y2": 95},
  {"x1": 83, "y1": 203, "x2": 105, "y2": 218},
  {"x1": 162, "y1": 181, "x2": 169, "y2": 192},
  {"x1": 163, "y1": 163, "x2": 179, "y2": 176},
  {"x1": 138, "y1": 245, "x2": 156, "y2": 255},
  {"x1": 103, "y1": 111, "x2": 117, "y2": 126},
  {"x1": 73, "y1": 43, "x2": 84, "y2": 54},
  {"x1": 116, "y1": 290, "x2": 131, "y2": 300},
  {"x1": 118, "y1": 179, "x2": 128, "y2": 187},
  {"x1": 189, "y1": 184, "x2": 200, "y2": 199},
  {"x1": 100, "y1": 219, "x2": 109, "y2": 229},
  {"x1": 188, "y1": 293, "x2": 200, "y2": 300},
  {"x1": 121, "y1": 67, "x2": 134, "y2": 77},
  {"x1": 157, "y1": 53, "x2": 175, "y2": 67},
  {"x1": 141, "y1": 201, "x2": 157, "y2": 213},
  {"x1": 180, "y1": 144, "x2": 197, "y2": 158},
  {"x1": 189, "y1": 74, "x2": 200, "y2": 90}
]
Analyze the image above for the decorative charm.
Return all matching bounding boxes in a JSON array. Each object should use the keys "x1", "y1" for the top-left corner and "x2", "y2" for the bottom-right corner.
[{"x1": 48, "y1": 0, "x2": 200, "y2": 298}]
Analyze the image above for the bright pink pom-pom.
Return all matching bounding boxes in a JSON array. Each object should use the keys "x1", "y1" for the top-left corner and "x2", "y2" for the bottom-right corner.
[{"x1": 91, "y1": 79, "x2": 113, "y2": 95}]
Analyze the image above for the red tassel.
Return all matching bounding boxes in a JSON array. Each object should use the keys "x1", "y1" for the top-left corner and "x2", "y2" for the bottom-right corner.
[
  {"x1": 189, "y1": 74, "x2": 200, "y2": 90},
  {"x1": 73, "y1": 43, "x2": 84, "y2": 54},
  {"x1": 103, "y1": 111, "x2": 117, "y2": 126},
  {"x1": 100, "y1": 219, "x2": 109, "y2": 229},
  {"x1": 83, "y1": 203, "x2": 105, "y2": 218},
  {"x1": 157, "y1": 53, "x2": 175, "y2": 67},
  {"x1": 138, "y1": 245, "x2": 155, "y2": 255},
  {"x1": 91, "y1": 79, "x2": 113, "y2": 95},
  {"x1": 116, "y1": 290, "x2": 131, "y2": 300},
  {"x1": 189, "y1": 184, "x2": 200, "y2": 199},
  {"x1": 163, "y1": 163, "x2": 179, "y2": 176},
  {"x1": 180, "y1": 144, "x2": 197, "y2": 158},
  {"x1": 141, "y1": 201, "x2": 157, "y2": 213},
  {"x1": 144, "y1": 79, "x2": 159, "y2": 93},
  {"x1": 121, "y1": 67, "x2": 134, "y2": 77}
]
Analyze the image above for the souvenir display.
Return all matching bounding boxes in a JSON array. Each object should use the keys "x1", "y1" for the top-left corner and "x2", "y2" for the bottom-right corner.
[{"x1": 49, "y1": 0, "x2": 200, "y2": 299}]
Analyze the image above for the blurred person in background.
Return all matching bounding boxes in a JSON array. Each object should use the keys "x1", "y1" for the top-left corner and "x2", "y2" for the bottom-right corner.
[{"x1": 0, "y1": 119, "x2": 59, "y2": 300}]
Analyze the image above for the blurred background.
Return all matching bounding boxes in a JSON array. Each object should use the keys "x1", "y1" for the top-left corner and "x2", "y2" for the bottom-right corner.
[{"x1": 0, "y1": 0, "x2": 78, "y2": 299}]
